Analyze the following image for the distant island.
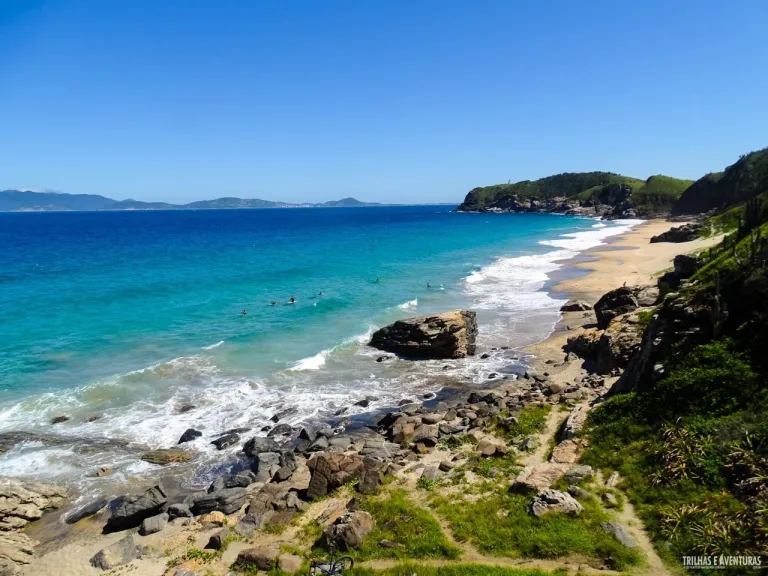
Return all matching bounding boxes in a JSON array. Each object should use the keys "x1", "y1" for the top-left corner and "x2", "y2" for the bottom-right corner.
[{"x1": 0, "y1": 190, "x2": 383, "y2": 212}]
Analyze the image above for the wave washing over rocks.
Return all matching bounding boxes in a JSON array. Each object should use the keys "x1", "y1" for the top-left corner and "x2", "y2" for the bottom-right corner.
[{"x1": 0, "y1": 218, "x2": 642, "y2": 501}]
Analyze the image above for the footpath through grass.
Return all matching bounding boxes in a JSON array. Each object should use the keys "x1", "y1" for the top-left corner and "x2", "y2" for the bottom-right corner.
[
  {"x1": 430, "y1": 487, "x2": 641, "y2": 571},
  {"x1": 347, "y1": 565, "x2": 568, "y2": 576}
]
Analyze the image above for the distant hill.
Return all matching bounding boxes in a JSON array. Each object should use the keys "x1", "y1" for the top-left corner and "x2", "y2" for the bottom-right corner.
[
  {"x1": 456, "y1": 171, "x2": 692, "y2": 217},
  {"x1": 0, "y1": 190, "x2": 382, "y2": 212}
]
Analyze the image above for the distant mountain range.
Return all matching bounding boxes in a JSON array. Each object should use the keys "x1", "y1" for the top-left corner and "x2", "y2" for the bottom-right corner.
[{"x1": 0, "y1": 190, "x2": 382, "y2": 212}]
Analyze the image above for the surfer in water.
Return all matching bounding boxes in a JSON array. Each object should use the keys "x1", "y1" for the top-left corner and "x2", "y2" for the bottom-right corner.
[
  {"x1": 427, "y1": 282, "x2": 431, "y2": 289},
  {"x1": 270, "y1": 301, "x2": 278, "y2": 306},
  {"x1": 318, "y1": 291, "x2": 323, "y2": 296},
  {"x1": 375, "y1": 278, "x2": 380, "y2": 283},
  {"x1": 289, "y1": 297, "x2": 296, "y2": 304},
  {"x1": 241, "y1": 310, "x2": 247, "y2": 316}
]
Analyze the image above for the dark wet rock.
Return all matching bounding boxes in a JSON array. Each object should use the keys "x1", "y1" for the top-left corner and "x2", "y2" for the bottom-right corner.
[
  {"x1": 307, "y1": 452, "x2": 365, "y2": 499},
  {"x1": 205, "y1": 528, "x2": 230, "y2": 550},
  {"x1": 208, "y1": 471, "x2": 256, "y2": 493},
  {"x1": 167, "y1": 503, "x2": 193, "y2": 519},
  {"x1": 177, "y1": 404, "x2": 196, "y2": 413},
  {"x1": 267, "y1": 423, "x2": 293, "y2": 437},
  {"x1": 210, "y1": 433, "x2": 240, "y2": 450},
  {"x1": 188, "y1": 488, "x2": 247, "y2": 515},
  {"x1": 178, "y1": 428, "x2": 202, "y2": 444},
  {"x1": 106, "y1": 484, "x2": 167, "y2": 531},
  {"x1": 323, "y1": 511, "x2": 374, "y2": 550},
  {"x1": 369, "y1": 310, "x2": 478, "y2": 359},
  {"x1": 65, "y1": 498, "x2": 109, "y2": 524},
  {"x1": 90, "y1": 534, "x2": 139, "y2": 570},
  {"x1": 140, "y1": 448, "x2": 193, "y2": 466},
  {"x1": 138, "y1": 512, "x2": 168, "y2": 536},
  {"x1": 50, "y1": 415, "x2": 70, "y2": 425},
  {"x1": 243, "y1": 436, "x2": 280, "y2": 457},
  {"x1": 270, "y1": 408, "x2": 297, "y2": 423}
]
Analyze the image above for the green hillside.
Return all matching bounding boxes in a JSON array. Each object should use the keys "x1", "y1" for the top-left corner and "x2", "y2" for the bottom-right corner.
[{"x1": 458, "y1": 171, "x2": 692, "y2": 215}]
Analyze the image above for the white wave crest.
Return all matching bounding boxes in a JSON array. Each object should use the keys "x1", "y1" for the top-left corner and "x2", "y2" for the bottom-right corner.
[
  {"x1": 289, "y1": 349, "x2": 330, "y2": 371},
  {"x1": 398, "y1": 298, "x2": 418, "y2": 310},
  {"x1": 202, "y1": 340, "x2": 224, "y2": 350}
]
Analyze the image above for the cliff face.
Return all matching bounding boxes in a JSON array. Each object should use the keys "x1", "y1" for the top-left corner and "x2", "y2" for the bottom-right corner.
[{"x1": 672, "y1": 148, "x2": 768, "y2": 216}]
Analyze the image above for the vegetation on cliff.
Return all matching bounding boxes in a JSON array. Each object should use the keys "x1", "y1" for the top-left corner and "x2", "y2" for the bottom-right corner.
[{"x1": 583, "y1": 192, "x2": 768, "y2": 571}]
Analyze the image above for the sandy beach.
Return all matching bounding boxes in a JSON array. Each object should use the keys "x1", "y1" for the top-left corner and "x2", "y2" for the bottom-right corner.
[{"x1": 523, "y1": 220, "x2": 722, "y2": 376}]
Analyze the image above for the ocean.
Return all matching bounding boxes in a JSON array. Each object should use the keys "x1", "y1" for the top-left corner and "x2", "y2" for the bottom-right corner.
[{"x1": 0, "y1": 206, "x2": 640, "y2": 494}]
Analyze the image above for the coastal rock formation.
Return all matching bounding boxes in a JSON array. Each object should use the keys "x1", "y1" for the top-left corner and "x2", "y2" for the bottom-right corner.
[
  {"x1": 307, "y1": 453, "x2": 365, "y2": 499},
  {"x1": 594, "y1": 285, "x2": 658, "y2": 329},
  {"x1": 560, "y1": 300, "x2": 592, "y2": 312},
  {"x1": 90, "y1": 534, "x2": 140, "y2": 570},
  {"x1": 188, "y1": 488, "x2": 247, "y2": 515},
  {"x1": 0, "y1": 477, "x2": 67, "y2": 531},
  {"x1": 595, "y1": 313, "x2": 646, "y2": 375},
  {"x1": 659, "y1": 254, "x2": 699, "y2": 290},
  {"x1": 369, "y1": 310, "x2": 477, "y2": 359},
  {"x1": 106, "y1": 484, "x2": 167, "y2": 531},
  {"x1": 323, "y1": 511, "x2": 374, "y2": 550},
  {"x1": 140, "y1": 448, "x2": 193, "y2": 465},
  {"x1": 650, "y1": 223, "x2": 703, "y2": 243}
]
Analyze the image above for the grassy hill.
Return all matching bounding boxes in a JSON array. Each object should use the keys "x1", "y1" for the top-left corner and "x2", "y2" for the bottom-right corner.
[{"x1": 458, "y1": 172, "x2": 692, "y2": 216}]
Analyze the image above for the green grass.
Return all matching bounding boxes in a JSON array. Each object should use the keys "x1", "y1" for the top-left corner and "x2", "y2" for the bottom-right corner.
[
  {"x1": 347, "y1": 564, "x2": 567, "y2": 576},
  {"x1": 469, "y1": 452, "x2": 522, "y2": 479},
  {"x1": 314, "y1": 490, "x2": 461, "y2": 561},
  {"x1": 430, "y1": 488, "x2": 642, "y2": 570},
  {"x1": 498, "y1": 405, "x2": 551, "y2": 440}
]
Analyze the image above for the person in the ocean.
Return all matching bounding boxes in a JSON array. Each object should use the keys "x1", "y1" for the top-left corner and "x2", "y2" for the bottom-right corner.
[
  {"x1": 242, "y1": 310, "x2": 247, "y2": 316},
  {"x1": 270, "y1": 301, "x2": 278, "y2": 306},
  {"x1": 318, "y1": 291, "x2": 323, "y2": 296},
  {"x1": 289, "y1": 297, "x2": 295, "y2": 303},
  {"x1": 427, "y1": 282, "x2": 431, "y2": 289}
]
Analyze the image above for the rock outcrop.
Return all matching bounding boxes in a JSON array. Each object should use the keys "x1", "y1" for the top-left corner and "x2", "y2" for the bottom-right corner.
[
  {"x1": 369, "y1": 310, "x2": 477, "y2": 359},
  {"x1": 595, "y1": 313, "x2": 646, "y2": 375},
  {"x1": 659, "y1": 254, "x2": 699, "y2": 290},
  {"x1": 594, "y1": 285, "x2": 657, "y2": 329},
  {"x1": 560, "y1": 300, "x2": 592, "y2": 312},
  {"x1": 307, "y1": 453, "x2": 365, "y2": 499},
  {"x1": 650, "y1": 223, "x2": 703, "y2": 243},
  {"x1": 324, "y1": 511, "x2": 374, "y2": 550},
  {"x1": 106, "y1": 484, "x2": 167, "y2": 531},
  {"x1": 529, "y1": 489, "x2": 583, "y2": 517}
]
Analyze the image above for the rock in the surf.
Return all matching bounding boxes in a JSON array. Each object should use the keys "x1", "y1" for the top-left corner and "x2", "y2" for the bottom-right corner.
[
  {"x1": 140, "y1": 448, "x2": 193, "y2": 466},
  {"x1": 368, "y1": 310, "x2": 477, "y2": 359},
  {"x1": 178, "y1": 428, "x2": 202, "y2": 444}
]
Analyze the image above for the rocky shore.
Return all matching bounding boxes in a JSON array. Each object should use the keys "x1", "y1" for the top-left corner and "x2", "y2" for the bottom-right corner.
[{"x1": 3, "y1": 220, "x2": 719, "y2": 576}]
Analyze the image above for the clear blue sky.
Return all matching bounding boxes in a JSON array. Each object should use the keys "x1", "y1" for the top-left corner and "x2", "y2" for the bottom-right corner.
[{"x1": 1, "y1": 0, "x2": 767, "y2": 204}]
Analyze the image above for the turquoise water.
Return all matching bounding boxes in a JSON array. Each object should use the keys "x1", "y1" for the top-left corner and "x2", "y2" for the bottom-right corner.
[{"x1": 0, "y1": 207, "x2": 639, "y2": 488}]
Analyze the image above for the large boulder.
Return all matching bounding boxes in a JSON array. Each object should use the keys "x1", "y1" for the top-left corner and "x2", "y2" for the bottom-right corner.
[
  {"x1": 600, "y1": 520, "x2": 638, "y2": 548},
  {"x1": 565, "y1": 328, "x2": 602, "y2": 360},
  {"x1": 659, "y1": 254, "x2": 699, "y2": 290},
  {"x1": 90, "y1": 534, "x2": 140, "y2": 570},
  {"x1": 140, "y1": 448, "x2": 193, "y2": 465},
  {"x1": 511, "y1": 464, "x2": 569, "y2": 492},
  {"x1": 650, "y1": 223, "x2": 702, "y2": 243},
  {"x1": 106, "y1": 484, "x2": 167, "y2": 531},
  {"x1": 369, "y1": 310, "x2": 477, "y2": 359},
  {"x1": 306, "y1": 453, "x2": 365, "y2": 499},
  {"x1": 234, "y1": 548, "x2": 276, "y2": 571},
  {"x1": 188, "y1": 488, "x2": 246, "y2": 515},
  {"x1": 529, "y1": 489, "x2": 583, "y2": 517},
  {"x1": 594, "y1": 287, "x2": 638, "y2": 330},
  {"x1": 560, "y1": 300, "x2": 592, "y2": 312},
  {"x1": 323, "y1": 511, "x2": 374, "y2": 550}
]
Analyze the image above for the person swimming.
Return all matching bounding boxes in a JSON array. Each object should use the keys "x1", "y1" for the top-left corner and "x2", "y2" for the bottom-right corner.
[
  {"x1": 241, "y1": 310, "x2": 247, "y2": 316},
  {"x1": 426, "y1": 282, "x2": 431, "y2": 289},
  {"x1": 289, "y1": 297, "x2": 296, "y2": 303},
  {"x1": 318, "y1": 291, "x2": 323, "y2": 296},
  {"x1": 270, "y1": 301, "x2": 278, "y2": 306},
  {"x1": 375, "y1": 278, "x2": 380, "y2": 283}
]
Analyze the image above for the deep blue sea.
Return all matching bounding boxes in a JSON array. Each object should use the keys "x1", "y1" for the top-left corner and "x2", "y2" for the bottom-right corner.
[{"x1": 0, "y1": 206, "x2": 639, "y2": 490}]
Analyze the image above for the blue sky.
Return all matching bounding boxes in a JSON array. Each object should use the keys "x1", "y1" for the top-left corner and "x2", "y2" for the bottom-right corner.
[{"x1": 1, "y1": 1, "x2": 767, "y2": 204}]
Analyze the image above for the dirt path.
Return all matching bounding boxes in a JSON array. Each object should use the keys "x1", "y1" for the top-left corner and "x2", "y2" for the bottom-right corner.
[{"x1": 361, "y1": 556, "x2": 623, "y2": 575}]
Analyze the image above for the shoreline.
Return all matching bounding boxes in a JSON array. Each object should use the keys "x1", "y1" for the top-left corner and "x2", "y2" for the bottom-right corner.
[{"x1": 523, "y1": 219, "x2": 723, "y2": 375}]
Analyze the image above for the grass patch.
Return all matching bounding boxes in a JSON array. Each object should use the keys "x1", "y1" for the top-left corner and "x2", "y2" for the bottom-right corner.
[
  {"x1": 437, "y1": 434, "x2": 477, "y2": 450},
  {"x1": 313, "y1": 490, "x2": 460, "y2": 561},
  {"x1": 469, "y1": 452, "x2": 522, "y2": 479},
  {"x1": 430, "y1": 487, "x2": 642, "y2": 570},
  {"x1": 499, "y1": 405, "x2": 551, "y2": 440},
  {"x1": 347, "y1": 564, "x2": 568, "y2": 576}
]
